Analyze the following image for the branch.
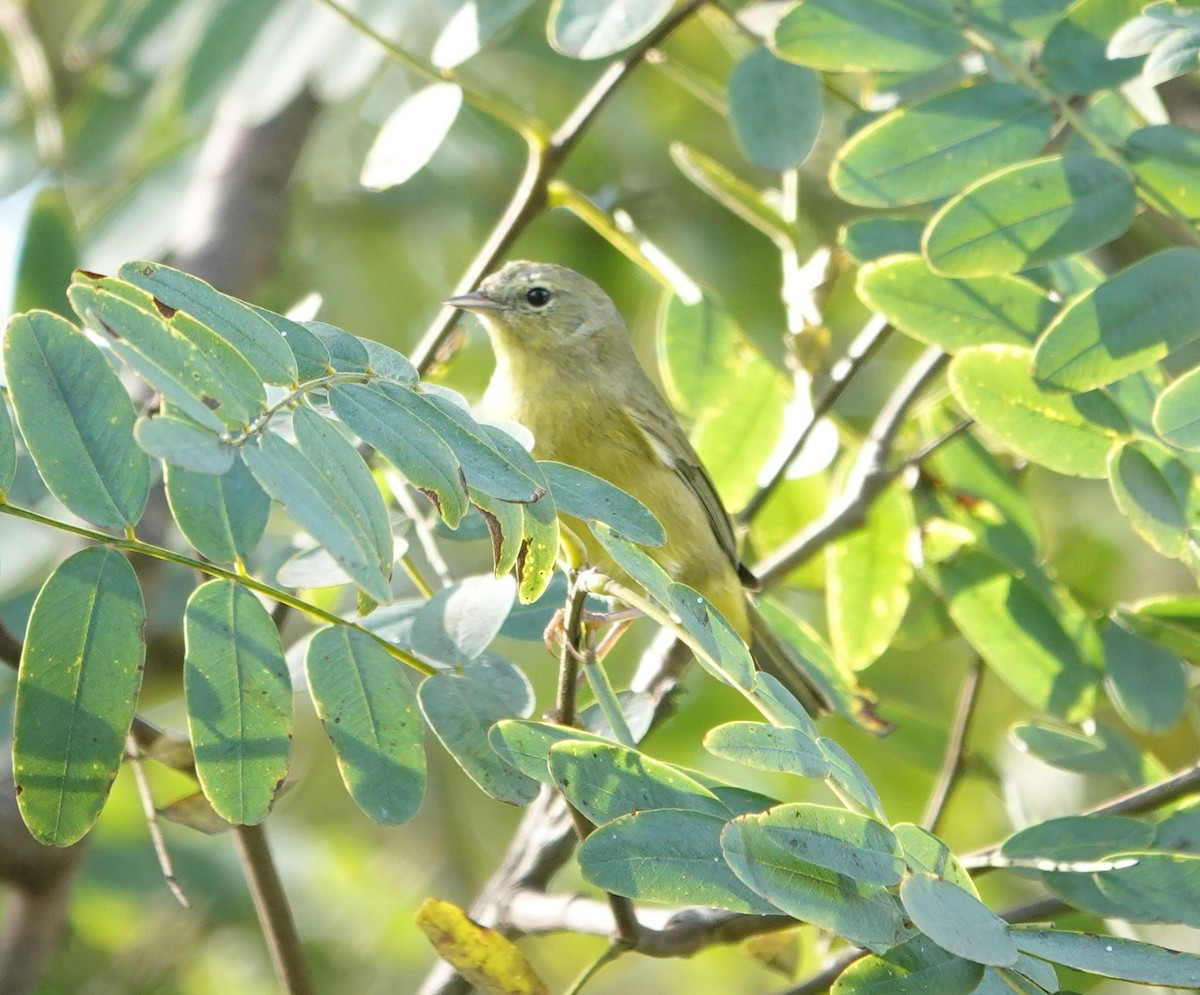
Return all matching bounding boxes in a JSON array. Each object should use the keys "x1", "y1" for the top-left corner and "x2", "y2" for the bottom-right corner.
[
  {"x1": 754, "y1": 347, "x2": 949, "y2": 585},
  {"x1": 921, "y1": 659, "x2": 983, "y2": 833},
  {"x1": 410, "y1": 0, "x2": 708, "y2": 373}
]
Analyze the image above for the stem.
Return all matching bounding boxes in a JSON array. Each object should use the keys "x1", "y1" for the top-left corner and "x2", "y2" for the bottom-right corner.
[
  {"x1": 232, "y1": 825, "x2": 314, "y2": 995},
  {"x1": 0, "y1": 502, "x2": 434, "y2": 675},
  {"x1": 126, "y1": 735, "x2": 189, "y2": 908},
  {"x1": 555, "y1": 577, "x2": 589, "y2": 728},
  {"x1": 921, "y1": 659, "x2": 983, "y2": 833}
]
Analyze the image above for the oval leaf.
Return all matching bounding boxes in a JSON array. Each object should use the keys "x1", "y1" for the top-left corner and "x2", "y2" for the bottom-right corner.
[
  {"x1": 1154, "y1": 364, "x2": 1200, "y2": 450},
  {"x1": 306, "y1": 626, "x2": 425, "y2": 825},
  {"x1": 924, "y1": 156, "x2": 1135, "y2": 277},
  {"x1": 134, "y1": 413, "x2": 234, "y2": 474},
  {"x1": 14, "y1": 547, "x2": 145, "y2": 846},
  {"x1": 900, "y1": 872, "x2": 1018, "y2": 967},
  {"x1": 548, "y1": 0, "x2": 673, "y2": 59},
  {"x1": 184, "y1": 579, "x2": 291, "y2": 826},
  {"x1": 165, "y1": 460, "x2": 270, "y2": 565},
  {"x1": 1013, "y1": 928, "x2": 1200, "y2": 986},
  {"x1": 360, "y1": 83, "x2": 463, "y2": 191},
  {"x1": 729, "y1": 46, "x2": 822, "y2": 171},
  {"x1": 539, "y1": 460, "x2": 664, "y2": 546},
  {"x1": 703, "y1": 721, "x2": 830, "y2": 779},
  {"x1": 832, "y1": 934, "x2": 984, "y2": 995}
]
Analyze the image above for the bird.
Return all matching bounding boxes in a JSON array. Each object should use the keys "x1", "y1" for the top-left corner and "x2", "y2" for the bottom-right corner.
[{"x1": 446, "y1": 260, "x2": 832, "y2": 717}]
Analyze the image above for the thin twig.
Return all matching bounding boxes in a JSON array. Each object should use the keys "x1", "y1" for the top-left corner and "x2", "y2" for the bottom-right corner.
[
  {"x1": 231, "y1": 825, "x2": 314, "y2": 995},
  {"x1": 0, "y1": 0, "x2": 65, "y2": 170},
  {"x1": 409, "y1": 0, "x2": 708, "y2": 373},
  {"x1": 921, "y1": 659, "x2": 983, "y2": 833},
  {"x1": 754, "y1": 348, "x2": 949, "y2": 585},
  {"x1": 125, "y1": 735, "x2": 189, "y2": 908},
  {"x1": 555, "y1": 574, "x2": 590, "y2": 727},
  {"x1": 739, "y1": 314, "x2": 893, "y2": 524}
]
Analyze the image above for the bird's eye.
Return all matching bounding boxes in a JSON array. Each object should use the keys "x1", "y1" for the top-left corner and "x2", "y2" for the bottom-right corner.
[{"x1": 525, "y1": 286, "x2": 552, "y2": 308}]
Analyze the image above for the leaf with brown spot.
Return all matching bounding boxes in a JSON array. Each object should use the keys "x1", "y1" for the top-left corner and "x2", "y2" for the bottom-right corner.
[{"x1": 415, "y1": 898, "x2": 549, "y2": 995}]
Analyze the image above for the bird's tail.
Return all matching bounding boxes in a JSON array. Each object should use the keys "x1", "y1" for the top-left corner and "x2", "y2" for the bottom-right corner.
[{"x1": 747, "y1": 604, "x2": 833, "y2": 719}]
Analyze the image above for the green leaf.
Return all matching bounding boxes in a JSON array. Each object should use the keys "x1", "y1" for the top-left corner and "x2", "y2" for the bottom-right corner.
[
  {"x1": 1011, "y1": 722, "x2": 1145, "y2": 782},
  {"x1": 1107, "y1": 440, "x2": 1200, "y2": 560},
  {"x1": 839, "y1": 217, "x2": 925, "y2": 264},
  {"x1": 5, "y1": 310, "x2": 149, "y2": 530},
  {"x1": 539, "y1": 460, "x2": 664, "y2": 546},
  {"x1": 1042, "y1": 0, "x2": 1145, "y2": 93},
  {"x1": 1001, "y1": 814, "x2": 1155, "y2": 866},
  {"x1": 165, "y1": 460, "x2": 270, "y2": 565},
  {"x1": 67, "y1": 274, "x2": 266, "y2": 431},
  {"x1": 432, "y1": 0, "x2": 535, "y2": 68},
  {"x1": 360, "y1": 83, "x2": 463, "y2": 191},
  {"x1": 772, "y1": 0, "x2": 963, "y2": 73},
  {"x1": 1154, "y1": 365, "x2": 1200, "y2": 450},
  {"x1": 242, "y1": 407, "x2": 393, "y2": 603},
  {"x1": 304, "y1": 320, "x2": 369, "y2": 372},
  {"x1": 728, "y1": 46, "x2": 822, "y2": 171},
  {"x1": 1125, "y1": 124, "x2": 1200, "y2": 219},
  {"x1": 831, "y1": 83, "x2": 1054, "y2": 208},
  {"x1": 548, "y1": 741, "x2": 729, "y2": 824},
  {"x1": 408, "y1": 574, "x2": 515, "y2": 668},
  {"x1": 1034, "y1": 248, "x2": 1200, "y2": 391},
  {"x1": 668, "y1": 582, "x2": 755, "y2": 690},
  {"x1": 12, "y1": 186, "x2": 76, "y2": 319},
  {"x1": 1119, "y1": 595, "x2": 1200, "y2": 664},
  {"x1": 670, "y1": 144, "x2": 792, "y2": 245},
  {"x1": 0, "y1": 395, "x2": 14, "y2": 497},
  {"x1": 931, "y1": 551, "x2": 1096, "y2": 719},
  {"x1": 579, "y1": 808, "x2": 780, "y2": 913},
  {"x1": 305, "y1": 626, "x2": 425, "y2": 825},
  {"x1": 249, "y1": 305, "x2": 330, "y2": 382},
  {"x1": 1104, "y1": 620, "x2": 1188, "y2": 734},
  {"x1": 13, "y1": 547, "x2": 145, "y2": 846},
  {"x1": 742, "y1": 803, "x2": 905, "y2": 886},
  {"x1": 961, "y1": 0, "x2": 1073, "y2": 42},
  {"x1": 184, "y1": 579, "x2": 291, "y2": 826},
  {"x1": 899, "y1": 872, "x2": 1018, "y2": 967},
  {"x1": 827, "y1": 481, "x2": 913, "y2": 670},
  {"x1": 134, "y1": 413, "x2": 234, "y2": 474},
  {"x1": 1093, "y1": 851, "x2": 1200, "y2": 926},
  {"x1": 1013, "y1": 928, "x2": 1200, "y2": 986},
  {"x1": 119, "y1": 261, "x2": 297, "y2": 386},
  {"x1": 548, "y1": 0, "x2": 673, "y2": 59},
  {"x1": 894, "y1": 824, "x2": 976, "y2": 892},
  {"x1": 722, "y1": 815, "x2": 905, "y2": 951},
  {"x1": 488, "y1": 720, "x2": 615, "y2": 784},
  {"x1": 948, "y1": 345, "x2": 1129, "y2": 479},
  {"x1": 923, "y1": 156, "x2": 1135, "y2": 277},
  {"x1": 471, "y1": 485, "x2": 525, "y2": 577},
  {"x1": 657, "y1": 293, "x2": 740, "y2": 419},
  {"x1": 703, "y1": 721, "x2": 830, "y2": 779},
  {"x1": 329, "y1": 381, "x2": 470, "y2": 528},
  {"x1": 819, "y1": 738, "x2": 887, "y2": 820},
  {"x1": 589, "y1": 521, "x2": 673, "y2": 605},
  {"x1": 418, "y1": 672, "x2": 539, "y2": 805},
  {"x1": 832, "y1": 934, "x2": 985, "y2": 995},
  {"x1": 857, "y1": 255, "x2": 1054, "y2": 350},
  {"x1": 362, "y1": 339, "x2": 418, "y2": 384}
]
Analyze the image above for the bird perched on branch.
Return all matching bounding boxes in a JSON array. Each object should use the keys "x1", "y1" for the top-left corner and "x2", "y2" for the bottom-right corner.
[{"x1": 448, "y1": 260, "x2": 832, "y2": 717}]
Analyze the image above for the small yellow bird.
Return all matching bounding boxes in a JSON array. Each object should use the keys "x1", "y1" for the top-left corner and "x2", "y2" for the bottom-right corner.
[{"x1": 448, "y1": 261, "x2": 830, "y2": 717}]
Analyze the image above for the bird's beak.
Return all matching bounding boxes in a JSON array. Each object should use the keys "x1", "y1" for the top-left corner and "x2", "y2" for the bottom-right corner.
[{"x1": 444, "y1": 291, "x2": 503, "y2": 313}]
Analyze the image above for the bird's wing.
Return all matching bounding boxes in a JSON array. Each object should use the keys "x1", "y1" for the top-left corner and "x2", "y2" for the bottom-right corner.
[{"x1": 620, "y1": 397, "x2": 761, "y2": 590}]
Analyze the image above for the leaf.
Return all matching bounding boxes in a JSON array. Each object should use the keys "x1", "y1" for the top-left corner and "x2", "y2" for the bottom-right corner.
[
  {"x1": 538, "y1": 460, "x2": 664, "y2": 546},
  {"x1": 67, "y1": 274, "x2": 266, "y2": 431},
  {"x1": 13, "y1": 547, "x2": 145, "y2": 846},
  {"x1": 548, "y1": 0, "x2": 673, "y2": 59},
  {"x1": 4, "y1": 310, "x2": 149, "y2": 530},
  {"x1": 360, "y1": 83, "x2": 463, "y2": 190},
  {"x1": 948, "y1": 345, "x2": 1129, "y2": 479},
  {"x1": 408, "y1": 574, "x2": 516, "y2": 668},
  {"x1": 1154, "y1": 365, "x2": 1200, "y2": 450},
  {"x1": 1104, "y1": 620, "x2": 1188, "y2": 734},
  {"x1": 12, "y1": 186, "x2": 76, "y2": 319},
  {"x1": 1001, "y1": 814, "x2": 1155, "y2": 867},
  {"x1": 894, "y1": 824, "x2": 976, "y2": 892},
  {"x1": 250, "y1": 305, "x2": 330, "y2": 382},
  {"x1": 362, "y1": 339, "x2": 418, "y2": 384},
  {"x1": 831, "y1": 83, "x2": 1054, "y2": 208},
  {"x1": 930, "y1": 550, "x2": 1096, "y2": 720},
  {"x1": 472, "y1": 485, "x2": 525, "y2": 578},
  {"x1": 418, "y1": 672, "x2": 539, "y2": 805},
  {"x1": 1107, "y1": 440, "x2": 1200, "y2": 560},
  {"x1": 832, "y1": 934, "x2": 985, "y2": 995},
  {"x1": 670, "y1": 144, "x2": 793, "y2": 245},
  {"x1": 303, "y1": 320, "x2": 370, "y2": 372},
  {"x1": 1042, "y1": 0, "x2": 1144, "y2": 93},
  {"x1": 1124, "y1": 124, "x2": 1200, "y2": 219},
  {"x1": 657, "y1": 293, "x2": 741, "y2": 419},
  {"x1": 578, "y1": 808, "x2": 779, "y2": 913},
  {"x1": 827, "y1": 481, "x2": 914, "y2": 670},
  {"x1": 134, "y1": 413, "x2": 234, "y2": 474},
  {"x1": 165, "y1": 460, "x2": 270, "y2": 565},
  {"x1": 589, "y1": 521, "x2": 673, "y2": 605},
  {"x1": 703, "y1": 721, "x2": 830, "y2": 779},
  {"x1": 242, "y1": 407, "x2": 393, "y2": 603},
  {"x1": 119, "y1": 260, "x2": 297, "y2": 385},
  {"x1": 548, "y1": 740, "x2": 730, "y2": 825},
  {"x1": 923, "y1": 156, "x2": 1135, "y2": 277},
  {"x1": 1034, "y1": 248, "x2": 1200, "y2": 391},
  {"x1": 722, "y1": 815, "x2": 905, "y2": 951},
  {"x1": 772, "y1": 0, "x2": 964, "y2": 73},
  {"x1": 184, "y1": 579, "x2": 291, "y2": 826},
  {"x1": 488, "y1": 721, "x2": 614, "y2": 784},
  {"x1": 728, "y1": 46, "x2": 822, "y2": 171},
  {"x1": 329, "y1": 381, "x2": 470, "y2": 528},
  {"x1": 1012, "y1": 928, "x2": 1200, "y2": 986},
  {"x1": 1011, "y1": 722, "x2": 1145, "y2": 782},
  {"x1": 415, "y1": 898, "x2": 550, "y2": 995},
  {"x1": 857, "y1": 255, "x2": 1054, "y2": 351},
  {"x1": 1118, "y1": 595, "x2": 1200, "y2": 663},
  {"x1": 305, "y1": 626, "x2": 425, "y2": 825},
  {"x1": 818, "y1": 738, "x2": 887, "y2": 820},
  {"x1": 899, "y1": 872, "x2": 1018, "y2": 967},
  {"x1": 839, "y1": 217, "x2": 925, "y2": 264},
  {"x1": 431, "y1": 0, "x2": 535, "y2": 69},
  {"x1": 1092, "y1": 851, "x2": 1200, "y2": 926},
  {"x1": 0, "y1": 396, "x2": 14, "y2": 497}
]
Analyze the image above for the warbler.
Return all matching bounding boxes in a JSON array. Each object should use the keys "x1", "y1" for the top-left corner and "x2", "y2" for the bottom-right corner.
[{"x1": 447, "y1": 261, "x2": 831, "y2": 717}]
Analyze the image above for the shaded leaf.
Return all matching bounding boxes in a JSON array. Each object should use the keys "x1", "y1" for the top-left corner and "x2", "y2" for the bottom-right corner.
[
  {"x1": 134, "y1": 413, "x2": 234, "y2": 474},
  {"x1": 165, "y1": 460, "x2": 270, "y2": 565},
  {"x1": 1013, "y1": 928, "x2": 1200, "y2": 986},
  {"x1": 729, "y1": 46, "x2": 822, "y2": 171},
  {"x1": 539, "y1": 460, "x2": 664, "y2": 546},
  {"x1": 548, "y1": 0, "x2": 673, "y2": 59},
  {"x1": 832, "y1": 934, "x2": 985, "y2": 994},
  {"x1": 899, "y1": 872, "x2": 1018, "y2": 967}
]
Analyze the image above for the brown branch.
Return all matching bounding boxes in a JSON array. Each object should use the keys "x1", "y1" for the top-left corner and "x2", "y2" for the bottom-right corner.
[
  {"x1": 409, "y1": 0, "x2": 709, "y2": 374},
  {"x1": 921, "y1": 659, "x2": 983, "y2": 833}
]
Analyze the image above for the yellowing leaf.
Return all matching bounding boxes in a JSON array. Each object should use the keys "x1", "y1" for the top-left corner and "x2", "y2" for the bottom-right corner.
[{"x1": 415, "y1": 898, "x2": 550, "y2": 995}]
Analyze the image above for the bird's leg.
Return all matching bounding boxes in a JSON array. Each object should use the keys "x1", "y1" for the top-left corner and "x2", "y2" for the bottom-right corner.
[{"x1": 542, "y1": 606, "x2": 643, "y2": 660}]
